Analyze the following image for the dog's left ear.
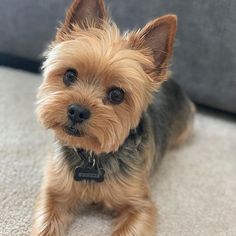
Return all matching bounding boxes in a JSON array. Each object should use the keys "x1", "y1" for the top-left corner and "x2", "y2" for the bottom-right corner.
[
  {"x1": 130, "y1": 15, "x2": 177, "y2": 80},
  {"x1": 57, "y1": 0, "x2": 108, "y2": 40}
]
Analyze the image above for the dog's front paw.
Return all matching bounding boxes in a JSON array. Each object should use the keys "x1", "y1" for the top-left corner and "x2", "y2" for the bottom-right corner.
[
  {"x1": 31, "y1": 215, "x2": 65, "y2": 236},
  {"x1": 111, "y1": 200, "x2": 157, "y2": 236}
]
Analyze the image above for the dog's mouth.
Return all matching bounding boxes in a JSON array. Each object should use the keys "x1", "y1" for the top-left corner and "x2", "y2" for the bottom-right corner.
[{"x1": 64, "y1": 125, "x2": 83, "y2": 137}]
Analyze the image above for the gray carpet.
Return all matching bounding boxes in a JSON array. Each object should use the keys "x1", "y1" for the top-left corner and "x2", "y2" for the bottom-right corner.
[{"x1": 0, "y1": 66, "x2": 235, "y2": 236}]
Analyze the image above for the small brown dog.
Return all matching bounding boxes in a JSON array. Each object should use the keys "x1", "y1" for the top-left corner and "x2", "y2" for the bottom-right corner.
[{"x1": 32, "y1": 0, "x2": 195, "y2": 235}]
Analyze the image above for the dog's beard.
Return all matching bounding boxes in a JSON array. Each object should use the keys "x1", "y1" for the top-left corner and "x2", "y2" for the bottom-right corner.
[
  {"x1": 54, "y1": 119, "x2": 129, "y2": 154},
  {"x1": 64, "y1": 122, "x2": 84, "y2": 137}
]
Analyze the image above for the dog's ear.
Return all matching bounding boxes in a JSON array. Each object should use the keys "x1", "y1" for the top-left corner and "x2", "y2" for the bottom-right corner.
[
  {"x1": 130, "y1": 15, "x2": 177, "y2": 79},
  {"x1": 57, "y1": 0, "x2": 108, "y2": 39}
]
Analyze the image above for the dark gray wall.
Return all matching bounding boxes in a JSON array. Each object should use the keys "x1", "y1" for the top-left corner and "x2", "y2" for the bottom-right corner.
[
  {"x1": 0, "y1": 0, "x2": 235, "y2": 113},
  {"x1": 108, "y1": 0, "x2": 236, "y2": 113},
  {"x1": 0, "y1": 0, "x2": 70, "y2": 60}
]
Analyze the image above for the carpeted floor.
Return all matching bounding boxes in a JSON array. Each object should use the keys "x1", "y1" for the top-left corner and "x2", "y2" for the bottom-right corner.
[{"x1": 0, "y1": 66, "x2": 235, "y2": 236}]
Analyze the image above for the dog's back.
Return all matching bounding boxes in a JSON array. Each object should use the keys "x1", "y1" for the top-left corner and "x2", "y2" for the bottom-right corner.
[{"x1": 148, "y1": 79, "x2": 195, "y2": 157}]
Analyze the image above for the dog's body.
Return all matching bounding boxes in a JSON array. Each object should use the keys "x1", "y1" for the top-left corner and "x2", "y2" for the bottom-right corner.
[{"x1": 32, "y1": 1, "x2": 195, "y2": 235}]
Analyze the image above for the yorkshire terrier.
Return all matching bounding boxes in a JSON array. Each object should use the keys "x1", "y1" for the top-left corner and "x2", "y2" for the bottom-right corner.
[{"x1": 32, "y1": 0, "x2": 195, "y2": 235}]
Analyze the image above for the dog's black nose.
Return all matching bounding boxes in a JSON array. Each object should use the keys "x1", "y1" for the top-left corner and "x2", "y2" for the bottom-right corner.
[{"x1": 67, "y1": 104, "x2": 91, "y2": 124}]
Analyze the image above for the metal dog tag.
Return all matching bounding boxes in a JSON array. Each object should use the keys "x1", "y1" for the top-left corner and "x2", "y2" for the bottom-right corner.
[{"x1": 74, "y1": 166, "x2": 105, "y2": 182}]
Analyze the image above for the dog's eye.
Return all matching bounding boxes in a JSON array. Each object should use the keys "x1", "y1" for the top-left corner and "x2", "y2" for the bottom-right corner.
[
  {"x1": 63, "y1": 69, "x2": 77, "y2": 86},
  {"x1": 107, "y1": 87, "x2": 125, "y2": 105}
]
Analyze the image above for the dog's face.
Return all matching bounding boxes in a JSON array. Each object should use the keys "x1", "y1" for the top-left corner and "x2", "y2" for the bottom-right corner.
[{"x1": 37, "y1": 0, "x2": 176, "y2": 154}]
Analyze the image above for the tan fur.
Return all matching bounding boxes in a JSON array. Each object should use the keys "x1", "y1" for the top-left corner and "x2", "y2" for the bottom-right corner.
[
  {"x1": 31, "y1": 1, "x2": 185, "y2": 235},
  {"x1": 32, "y1": 137, "x2": 157, "y2": 236}
]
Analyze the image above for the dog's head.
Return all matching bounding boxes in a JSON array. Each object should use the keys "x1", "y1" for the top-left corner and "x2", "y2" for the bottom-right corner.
[{"x1": 36, "y1": 0, "x2": 177, "y2": 154}]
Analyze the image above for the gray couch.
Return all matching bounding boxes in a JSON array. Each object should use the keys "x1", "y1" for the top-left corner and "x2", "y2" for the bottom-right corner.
[{"x1": 0, "y1": 0, "x2": 235, "y2": 113}]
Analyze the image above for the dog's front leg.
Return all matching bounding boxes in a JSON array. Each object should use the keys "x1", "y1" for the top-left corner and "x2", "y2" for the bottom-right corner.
[
  {"x1": 109, "y1": 177, "x2": 157, "y2": 236},
  {"x1": 31, "y1": 189, "x2": 76, "y2": 236},
  {"x1": 111, "y1": 196, "x2": 157, "y2": 236},
  {"x1": 31, "y1": 157, "x2": 77, "y2": 236}
]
